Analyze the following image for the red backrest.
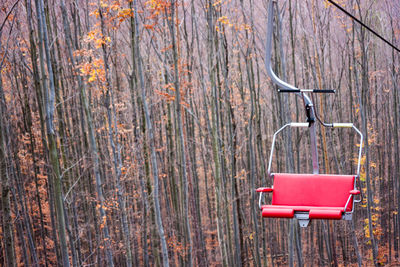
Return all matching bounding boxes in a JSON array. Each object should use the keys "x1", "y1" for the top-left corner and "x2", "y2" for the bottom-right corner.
[{"x1": 271, "y1": 173, "x2": 355, "y2": 211}]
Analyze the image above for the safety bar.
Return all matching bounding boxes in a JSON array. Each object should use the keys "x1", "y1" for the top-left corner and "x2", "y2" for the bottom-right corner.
[
  {"x1": 278, "y1": 89, "x2": 336, "y2": 93},
  {"x1": 267, "y1": 122, "x2": 363, "y2": 178}
]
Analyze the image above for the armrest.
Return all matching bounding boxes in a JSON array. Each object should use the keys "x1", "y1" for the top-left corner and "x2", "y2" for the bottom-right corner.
[
  {"x1": 257, "y1": 187, "x2": 273, "y2": 209},
  {"x1": 256, "y1": 187, "x2": 273, "y2": 193},
  {"x1": 349, "y1": 189, "x2": 360, "y2": 195},
  {"x1": 345, "y1": 189, "x2": 362, "y2": 211}
]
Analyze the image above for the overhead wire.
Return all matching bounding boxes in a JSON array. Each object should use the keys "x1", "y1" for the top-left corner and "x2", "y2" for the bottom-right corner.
[{"x1": 327, "y1": 0, "x2": 400, "y2": 53}]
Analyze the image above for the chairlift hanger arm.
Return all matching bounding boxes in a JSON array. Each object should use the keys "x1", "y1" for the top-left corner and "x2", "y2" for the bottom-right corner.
[
  {"x1": 265, "y1": 1, "x2": 336, "y2": 123},
  {"x1": 265, "y1": 0, "x2": 317, "y2": 126},
  {"x1": 265, "y1": 1, "x2": 313, "y2": 106}
]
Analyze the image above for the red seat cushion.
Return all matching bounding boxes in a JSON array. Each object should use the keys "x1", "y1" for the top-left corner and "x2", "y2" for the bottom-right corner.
[
  {"x1": 271, "y1": 173, "x2": 355, "y2": 212},
  {"x1": 262, "y1": 207, "x2": 294, "y2": 218},
  {"x1": 309, "y1": 209, "x2": 342, "y2": 219}
]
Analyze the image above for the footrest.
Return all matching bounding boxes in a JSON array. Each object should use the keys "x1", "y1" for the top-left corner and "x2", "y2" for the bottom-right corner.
[
  {"x1": 262, "y1": 208, "x2": 294, "y2": 218},
  {"x1": 309, "y1": 209, "x2": 342, "y2": 219}
]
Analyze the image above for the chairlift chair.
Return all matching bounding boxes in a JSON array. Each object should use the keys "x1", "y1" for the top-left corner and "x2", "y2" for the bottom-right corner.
[
  {"x1": 256, "y1": 123, "x2": 363, "y2": 227},
  {"x1": 257, "y1": 0, "x2": 363, "y2": 227}
]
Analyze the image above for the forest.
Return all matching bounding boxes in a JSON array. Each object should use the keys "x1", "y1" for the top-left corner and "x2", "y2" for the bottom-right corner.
[{"x1": 0, "y1": 0, "x2": 399, "y2": 266}]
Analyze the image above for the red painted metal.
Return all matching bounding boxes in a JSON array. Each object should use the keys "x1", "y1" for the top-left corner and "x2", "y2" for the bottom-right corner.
[
  {"x1": 350, "y1": 189, "x2": 361, "y2": 195},
  {"x1": 256, "y1": 187, "x2": 273, "y2": 193}
]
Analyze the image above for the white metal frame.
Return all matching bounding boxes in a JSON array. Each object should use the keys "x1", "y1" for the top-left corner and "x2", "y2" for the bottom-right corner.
[{"x1": 258, "y1": 122, "x2": 363, "y2": 226}]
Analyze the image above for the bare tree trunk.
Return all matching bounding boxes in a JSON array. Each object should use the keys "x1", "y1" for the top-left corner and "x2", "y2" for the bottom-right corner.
[
  {"x1": 25, "y1": 0, "x2": 60, "y2": 263},
  {"x1": 205, "y1": 2, "x2": 230, "y2": 265},
  {"x1": 133, "y1": 1, "x2": 169, "y2": 266},
  {"x1": 0, "y1": 72, "x2": 16, "y2": 267},
  {"x1": 0, "y1": 10, "x2": 17, "y2": 265},
  {"x1": 96, "y1": 5, "x2": 132, "y2": 266},
  {"x1": 167, "y1": 2, "x2": 193, "y2": 265},
  {"x1": 389, "y1": 9, "x2": 400, "y2": 260},
  {"x1": 35, "y1": 0, "x2": 70, "y2": 265},
  {"x1": 181, "y1": 2, "x2": 208, "y2": 264},
  {"x1": 0, "y1": 10, "x2": 19, "y2": 267},
  {"x1": 275, "y1": 3, "x2": 298, "y2": 266},
  {"x1": 353, "y1": 3, "x2": 379, "y2": 264}
]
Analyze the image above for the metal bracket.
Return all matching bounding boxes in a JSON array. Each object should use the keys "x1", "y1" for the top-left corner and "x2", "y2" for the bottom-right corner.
[
  {"x1": 343, "y1": 213, "x2": 353, "y2": 220},
  {"x1": 294, "y1": 212, "x2": 310, "y2": 227}
]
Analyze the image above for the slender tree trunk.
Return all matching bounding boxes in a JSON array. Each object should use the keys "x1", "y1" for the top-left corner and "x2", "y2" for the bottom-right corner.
[
  {"x1": 167, "y1": 2, "x2": 193, "y2": 265},
  {"x1": 353, "y1": 4, "x2": 379, "y2": 264},
  {"x1": 97, "y1": 5, "x2": 132, "y2": 266},
  {"x1": 0, "y1": 74, "x2": 16, "y2": 267},
  {"x1": 35, "y1": 0, "x2": 70, "y2": 265},
  {"x1": 0, "y1": 11, "x2": 17, "y2": 265},
  {"x1": 275, "y1": 4, "x2": 298, "y2": 266},
  {"x1": 133, "y1": 1, "x2": 169, "y2": 266}
]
